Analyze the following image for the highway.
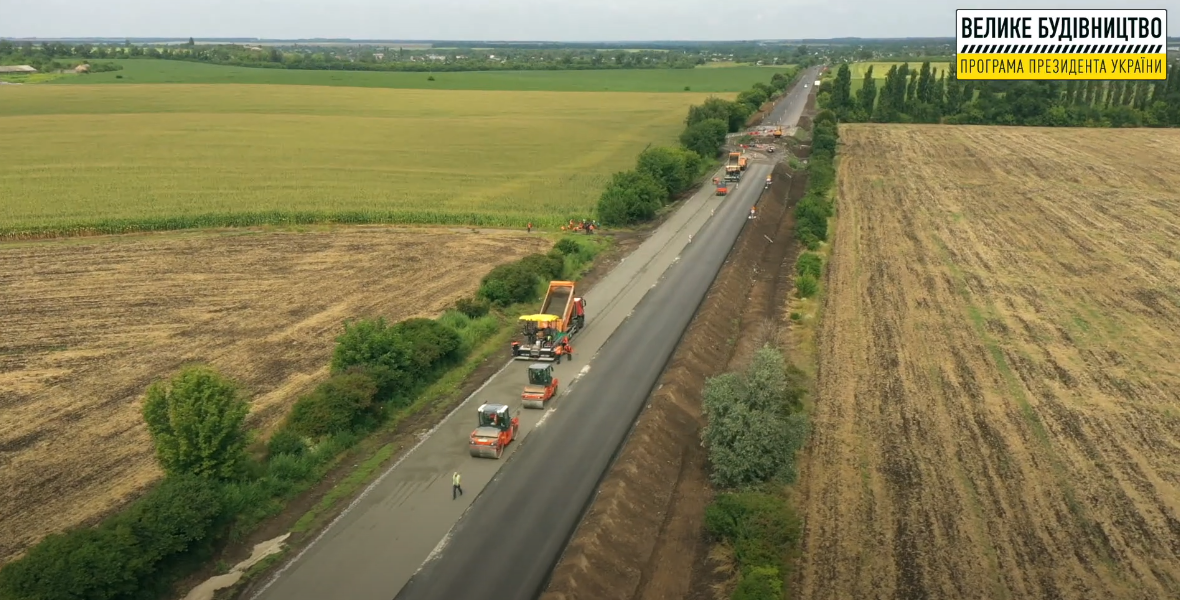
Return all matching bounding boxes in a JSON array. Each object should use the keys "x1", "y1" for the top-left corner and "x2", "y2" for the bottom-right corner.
[
  {"x1": 393, "y1": 67, "x2": 820, "y2": 600},
  {"x1": 252, "y1": 66, "x2": 819, "y2": 600},
  {"x1": 766, "y1": 65, "x2": 819, "y2": 127},
  {"x1": 252, "y1": 147, "x2": 755, "y2": 600}
]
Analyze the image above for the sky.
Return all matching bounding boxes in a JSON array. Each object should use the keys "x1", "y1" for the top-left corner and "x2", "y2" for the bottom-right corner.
[{"x1": 1, "y1": 0, "x2": 1176, "y2": 41}]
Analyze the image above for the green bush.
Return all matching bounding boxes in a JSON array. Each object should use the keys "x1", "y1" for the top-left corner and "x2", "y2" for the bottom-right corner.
[
  {"x1": 701, "y1": 347, "x2": 810, "y2": 488},
  {"x1": 518, "y1": 252, "x2": 564, "y2": 280},
  {"x1": 392, "y1": 318, "x2": 464, "y2": 375},
  {"x1": 0, "y1": 475, "x2": 222, "y2": 600},
  {"x1": 796, "y1": 252, "x2": 823, "y2": 279},
  {"x1": 142, "y1": 365, "x2": 250, "y2": 480},
  {"x1": 438, "y1": 310, "x2": 500, "y2": 353},
  {"x1": 267, "y1": 428, "x2": 307, "y2": 457},
  {"x1": 796, "y1": 273, "x2": 818, "y2": 298},
  {"x1": 454, "y1": 295, "x2": 490, "y2": 318},
  {"x1": 553, "y1": 237, "x2": 582, "y2": 256},
  {"x1": 733, "y1": 566, "x2": 782, "y2": 600},
  {"x1": 479, "y1": 262, "x2": 541, "y2": 306},
  {"x1": 331, "y1": 318, "x2": 414, "y2": 395},
  {"x1": 705, "y1": 490, "x2": 798, "y2": 570},
  {"x1": 286, "y1": 372, "x2": 380, "y2": 439},
  {"x1": 596, "y1": 170, "x2": 666, "y2": 227}
]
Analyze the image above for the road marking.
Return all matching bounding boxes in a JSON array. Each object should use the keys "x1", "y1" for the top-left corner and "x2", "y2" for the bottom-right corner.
[
  {"x1": 249, "y1": 357, "x2": 518, "y2": 600},
  {"x1": 421, "y1": 531, "x2": 454, "y2": 567}
]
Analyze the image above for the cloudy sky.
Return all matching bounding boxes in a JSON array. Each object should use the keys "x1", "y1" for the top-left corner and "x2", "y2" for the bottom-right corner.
[{"x1": 2, "y1": 0, "x2": 1176, "y2": 40}]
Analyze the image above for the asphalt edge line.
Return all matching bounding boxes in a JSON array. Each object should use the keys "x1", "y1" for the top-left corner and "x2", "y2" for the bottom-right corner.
[{"x1": 248, "y1": 356, "x2": 518, "y2": 600}]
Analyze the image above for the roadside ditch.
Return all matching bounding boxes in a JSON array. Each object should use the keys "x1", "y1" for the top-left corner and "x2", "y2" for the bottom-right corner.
[{"x1": 541, "y1": 155, "x2": 808, "y2": 600}]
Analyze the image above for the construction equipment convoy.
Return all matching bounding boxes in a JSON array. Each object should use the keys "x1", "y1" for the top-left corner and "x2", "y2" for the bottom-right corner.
[
  {"x1": 521, "y1": 363, "x2": 559, "y2": 409},
  {"x1": 469, "y1": 403, "x2": 519, "y2": 459},
  {"x1": 511, "y1": 281, "x2": 586, "y2": 362}
]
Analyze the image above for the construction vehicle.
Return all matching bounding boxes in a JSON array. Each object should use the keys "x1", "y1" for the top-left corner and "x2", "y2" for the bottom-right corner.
[
  {"x1": 738, "y1": 155, "x2": 749, "y2": 171},
  {"x1": 512, "y1": 315, "x2": 574, "y2": 363},
  {"x1": 510, "y1": 281, "x2": 586, "y2": 361},
  {"x1": 540, "y1": 281, "x2": 584, "y2": 334},
  {"x1": 521, "y1": 363, "x2": 559, "y2": 409},
  {"x1": 469, "y1": 403, "x2": 519, "y2": 459},
  {"x1": 715, "y1": 181, "x2": 729, "y2": 196},
  {"x1": 773, "y1": 128, "x2": 783, "y2": 138},
  {"x1": 725, "y1": 152, "x2": 741, "y2": 175}
]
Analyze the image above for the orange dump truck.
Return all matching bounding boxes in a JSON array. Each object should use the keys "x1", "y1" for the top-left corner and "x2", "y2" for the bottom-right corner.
[
  {"x1": 738, "y1": 155, "x2": 748, "y2": 171},
  {"x1": 726, "y1": 152, "x2": 741, "y2": 175},
  {"x1": 510, "y1": 281, "x2": 586, "y2": 361}
]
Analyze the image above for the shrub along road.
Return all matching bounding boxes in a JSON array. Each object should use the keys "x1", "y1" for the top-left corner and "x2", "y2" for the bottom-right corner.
[{"x1": 249, "y1": 168, "x2": 762, "y2": 600}]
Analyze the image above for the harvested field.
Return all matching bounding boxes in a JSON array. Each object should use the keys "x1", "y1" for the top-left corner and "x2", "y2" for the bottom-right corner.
[
  {"x1": 797, "y1": 124, "x2": 1180, "y2": 600},
  {"x1": 0, "y1": 227, "x2": 548, "y2": 564},
  {"x1": 542, "y1": 161, "x2": 804, "y2": 600}
]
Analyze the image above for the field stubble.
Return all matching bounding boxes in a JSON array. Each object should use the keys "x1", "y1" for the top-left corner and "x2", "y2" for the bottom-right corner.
[
  {"x1": 797, "y1": 124, "x2": 1180, "y2": 600},
  {"x1": 0, "y1": 226, "x2": 549, "y2": 564}
]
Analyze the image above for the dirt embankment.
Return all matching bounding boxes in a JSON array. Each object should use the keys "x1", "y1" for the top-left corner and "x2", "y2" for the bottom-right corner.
[{"x1": 541, "y1": 161, "x2": 806, "y2": 600}]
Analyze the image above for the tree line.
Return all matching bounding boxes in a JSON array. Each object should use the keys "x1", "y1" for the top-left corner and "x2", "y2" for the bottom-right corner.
[
  {"x1": 821, "y1": 59, "x2": 1180, "y2": 127},
  {"x1": 0, "y1": 39, "x2": 707, "y2": 73},
  {"x1": 595, "y1": 70, "x2": 798, "y2": 227},
  {"x1": 0, "y1": 237, "x2": 602, "y2": 600}
]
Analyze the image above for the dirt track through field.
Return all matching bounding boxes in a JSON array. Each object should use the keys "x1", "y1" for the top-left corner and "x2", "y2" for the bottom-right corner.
[
  {"x1": 796, "y1": 125, "x2": 1180, "y2": 600},
  {"x1": 0, "y1": 227, "x2": 547, "y2": 564}
]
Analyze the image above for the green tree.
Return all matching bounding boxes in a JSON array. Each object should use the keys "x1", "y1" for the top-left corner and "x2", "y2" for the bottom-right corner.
[
  {"x1": 596, "y1": 169, "x2": 667, "y2": 226},
  {"x1": 829, "y1": 63, "x2": 854, "y2": 116},
  {"x1": 142, "y1": 366, "x2": 249, "y2": 480},
  {"x1": 685, "y1": 97, "x2": 734, "y2": 127},
  {"x1": 679, "y1": 117, "x2": 729, "y2": 158},
  {"x1": 856, "y1": 65, "x2": 878, "y2": 116},
  {"x1": 916, "y1": 61, "x2": 934, "y2": 104},
  {"x1": 637, "y1": 146, "x2": 700, "y2": 198}
]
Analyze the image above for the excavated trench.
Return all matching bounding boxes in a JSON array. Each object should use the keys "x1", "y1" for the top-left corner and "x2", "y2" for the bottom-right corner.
[{"x1": 540, "y1": 159, "x2": 807, "y2": 600}]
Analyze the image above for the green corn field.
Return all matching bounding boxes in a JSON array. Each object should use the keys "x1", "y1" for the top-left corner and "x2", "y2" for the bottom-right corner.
[{"x1": 0, "y1": 84, "x2": 713, "y2": 239}]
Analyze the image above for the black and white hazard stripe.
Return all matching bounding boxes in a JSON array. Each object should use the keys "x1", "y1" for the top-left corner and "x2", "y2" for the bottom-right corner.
[{"x1": 958, "y1": 43, "x2": 1165, "y2": 54}]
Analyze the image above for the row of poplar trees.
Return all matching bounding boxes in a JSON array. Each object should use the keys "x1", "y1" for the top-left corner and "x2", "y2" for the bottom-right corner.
[{"x1": 823, "y1": 59, "x2": 1180, "y2": 127}]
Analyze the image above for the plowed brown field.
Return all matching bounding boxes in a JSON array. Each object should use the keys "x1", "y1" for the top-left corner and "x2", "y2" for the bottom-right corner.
[
  {"x1": 796, "y1": 125, "x2": 1180, "y2": 600},
  {"x1": 0, "y1": 227, "x2": 547, "y2": 564}
]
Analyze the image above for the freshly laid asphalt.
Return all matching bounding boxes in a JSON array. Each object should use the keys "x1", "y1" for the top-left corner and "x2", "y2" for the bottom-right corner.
[{"x1": 253, "y1": 67, "x2": 818, "y2": 600}]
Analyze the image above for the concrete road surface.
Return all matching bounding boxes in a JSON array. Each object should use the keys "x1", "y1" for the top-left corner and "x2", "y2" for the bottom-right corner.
[
  {"x1": 395, "y1": 163, "x2": 772, "y2": 600},
  {"x1": 252, "y1": 173, "x2": 759, "y2": 600}
]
